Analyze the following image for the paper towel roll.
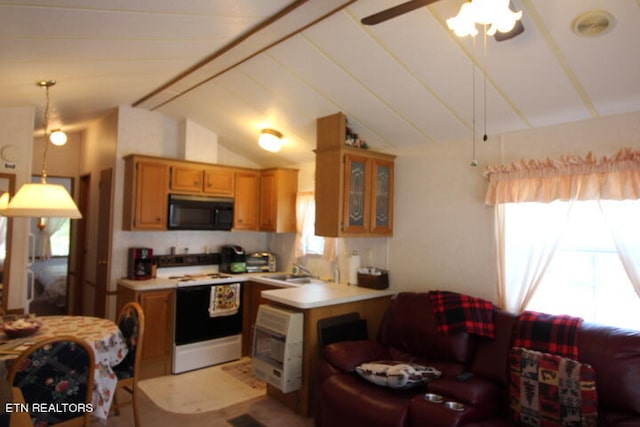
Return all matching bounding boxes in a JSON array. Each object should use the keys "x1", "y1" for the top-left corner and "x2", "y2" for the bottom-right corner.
[{"x1": 349, "y1": 251, "x2": 361, "y2": 285}]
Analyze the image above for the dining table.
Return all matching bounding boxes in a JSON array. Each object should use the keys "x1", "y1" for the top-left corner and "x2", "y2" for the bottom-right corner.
[{"x1": 1, "y1": 315, "x2": 128, "y2": 422}]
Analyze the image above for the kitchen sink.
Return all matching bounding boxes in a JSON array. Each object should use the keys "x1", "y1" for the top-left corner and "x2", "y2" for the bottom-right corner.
[{"x1": 262, "y1": 274, "x2": 323, "y2": 285}]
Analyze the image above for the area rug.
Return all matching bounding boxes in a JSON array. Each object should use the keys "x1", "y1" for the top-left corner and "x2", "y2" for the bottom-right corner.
[
  {"x1": 221, "y1": 358, "x2": 266, "y2": 391},
  {"x1": 227, "y1": 413, "x2": 267, "y2": 427},
  {"x1": 138, "y1": 359, "x2": 265, "y2": 414}
]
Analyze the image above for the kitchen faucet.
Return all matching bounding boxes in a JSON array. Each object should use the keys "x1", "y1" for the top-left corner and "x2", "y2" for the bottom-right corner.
[{"x1": 292, "y1": 263, "x2": 312, "y2": 277}]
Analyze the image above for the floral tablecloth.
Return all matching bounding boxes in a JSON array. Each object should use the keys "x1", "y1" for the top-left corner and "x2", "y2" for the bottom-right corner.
[{"x1": 1, "y1": 315, "x2": 128, "y2": 422}]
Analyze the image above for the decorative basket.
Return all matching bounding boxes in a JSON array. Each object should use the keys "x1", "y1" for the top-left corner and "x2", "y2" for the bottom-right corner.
[
  {"x1": 1, "y1": 316, "x2": 42, "y2": 338},
  {"x1": 357, "y1": 269, "x2": 389, "y2": 290}
]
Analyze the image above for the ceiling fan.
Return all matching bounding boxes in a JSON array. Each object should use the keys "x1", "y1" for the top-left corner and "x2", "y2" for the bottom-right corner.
[{"x1": 360, "y1": 0, "x2": 524, "y2": 42}]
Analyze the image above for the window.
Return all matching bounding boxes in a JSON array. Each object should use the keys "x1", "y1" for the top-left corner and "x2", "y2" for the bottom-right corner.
[
  {"x1": 49, "y1": 218, "x2": 70, "y2": 256},
  {"x1": 504, "y1": 200, "x2": 640, "y2": 329}
]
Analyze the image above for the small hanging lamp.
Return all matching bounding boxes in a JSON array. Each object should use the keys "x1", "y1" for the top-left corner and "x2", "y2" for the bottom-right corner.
[{"x1": 1, "y1": 80, "x2": 81, "y2": 218}]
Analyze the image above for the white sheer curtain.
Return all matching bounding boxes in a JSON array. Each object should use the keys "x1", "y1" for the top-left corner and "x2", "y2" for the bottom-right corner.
[
  {"x1": 293, "y1": 191, "x2": 335, "y2": 261},
  {"x1": 486, "y1": 148, "x2": 640, "y2": 312},
  {"x1": 598, "y1": 200, "x2": 640, "y2": 298},
  {"x1": 498, "y1": 201, "x2": 574, "y2": 312},
  {"x1": 37, "y1": 217, "x2": 67, "y2": 259},
  {"x1": 294, "y1": 192, "x2": 315, "y2": 258}
]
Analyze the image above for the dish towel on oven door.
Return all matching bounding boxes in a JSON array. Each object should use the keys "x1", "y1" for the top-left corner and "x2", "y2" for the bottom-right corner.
[{"x1": 208, "y1": 283, "x2": 241, "y2": 317}]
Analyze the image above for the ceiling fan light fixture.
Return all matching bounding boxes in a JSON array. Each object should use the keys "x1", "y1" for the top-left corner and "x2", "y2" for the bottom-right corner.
[
  {"x1": 447, "y1": 0, "x2": 522, "y2": 38},
  {"x1": 259, "y1": 128, "x2": 283, "y2": 152}
]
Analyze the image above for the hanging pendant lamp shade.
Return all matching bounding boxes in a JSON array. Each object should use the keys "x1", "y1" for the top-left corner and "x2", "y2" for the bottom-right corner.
[
  {"x1": 0, "y1": 80, "x2": 82, "y2": 219},
  {"x1": 1, "y1": 183, "x2": 82, "y2": 218},
  {"x1": 0, "y1": 193, "x2": 9, "y2": 210}
]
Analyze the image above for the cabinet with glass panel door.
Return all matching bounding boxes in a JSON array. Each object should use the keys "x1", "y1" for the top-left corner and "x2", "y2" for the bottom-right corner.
[{"x1": 315, "y1": 112, "x2": 395, "y2": 237}]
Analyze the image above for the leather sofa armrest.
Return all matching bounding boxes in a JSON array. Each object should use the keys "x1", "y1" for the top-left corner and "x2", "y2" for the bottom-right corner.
[{"x1": 323, "y1": 340, "x2": 391, "y2": 373}]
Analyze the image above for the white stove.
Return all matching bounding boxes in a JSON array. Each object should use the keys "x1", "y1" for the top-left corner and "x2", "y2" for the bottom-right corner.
[
  {"x1": 157, "y1": 266, "x2": 241, "y2": 287},
  {"x1": 157, "y1": 260, "x2": 244, "y2": 373}
]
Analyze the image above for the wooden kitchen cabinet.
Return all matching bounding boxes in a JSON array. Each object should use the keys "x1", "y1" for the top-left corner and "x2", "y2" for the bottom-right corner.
[
  {"x1": 116, "y1": 286, "x2": 175, "y2": 379},
  {"x1": 169, "y1": 163, "x2": 203, "y2": 193},
  {"x1": 204, "y1": 166, "x2": 235, "y2": 196},
  {"x1": 169, "y1": 163, "x2": 235, "y2": 197},
  {"x1": 259, "y1": 168, "x2": 298, "y2": 233},
  {"x1": 123, "y1": 154, "x2": 295, "y2": 232},
  {"x1": 233, "y1": 169, "x2": 260, "y2": 230},
  {"x1": 122, "y1": 155, "x2": 169, "y2": 231},
  {"x1": 315, "y1": 112, "x2": 395, "y2": 237}
]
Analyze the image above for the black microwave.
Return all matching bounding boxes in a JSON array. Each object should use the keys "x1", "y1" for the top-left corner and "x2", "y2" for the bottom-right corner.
[{"x1": 167, "y1": 194, "x2": 234, "y2": 230}]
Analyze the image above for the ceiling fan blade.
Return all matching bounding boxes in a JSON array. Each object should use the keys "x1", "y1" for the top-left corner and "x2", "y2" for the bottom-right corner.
[
  {"x1": 361, "y1": 0, "x2": 440, "y2": 25},
  {"x1": 493, "y1": 19, "x2": 524, "y2": 41}
]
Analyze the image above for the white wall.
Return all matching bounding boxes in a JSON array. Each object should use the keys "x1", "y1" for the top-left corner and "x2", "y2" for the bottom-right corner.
[
  {"x1": 0, "y1": 107, "x2": 35, "y2": 311},
  {"x1": 389, "y1": 111, "x2": 640, "y2": 303}
]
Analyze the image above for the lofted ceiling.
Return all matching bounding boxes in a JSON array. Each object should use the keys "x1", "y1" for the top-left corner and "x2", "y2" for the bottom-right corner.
[{"x1": 1, "y1": 0, "x2": 639, "y2": 167}]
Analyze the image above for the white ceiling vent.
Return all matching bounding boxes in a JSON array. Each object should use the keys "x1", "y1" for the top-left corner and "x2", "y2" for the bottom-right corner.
[{"x1": 572, "y1": 10, "x2": 615, "y2": 37}]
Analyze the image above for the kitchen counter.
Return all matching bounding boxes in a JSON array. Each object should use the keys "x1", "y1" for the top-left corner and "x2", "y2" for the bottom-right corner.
[
  {"x1": 117, "y1": 272, "x2": 313, "y2": 291},
  {"x1": 259, "y1": 282, "x2": 394, "y2": 309},
  {"x1": 117, "y1": 277, "x2": 177, "y2": 291},
  {"x1": 117, "y1": 273, "x2": 394, "y2": 310}
]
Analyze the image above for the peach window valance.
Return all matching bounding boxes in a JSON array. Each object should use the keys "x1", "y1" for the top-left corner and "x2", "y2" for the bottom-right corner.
[{"x1": 484, "y1": 148, "x2": 640, "y2": 205}]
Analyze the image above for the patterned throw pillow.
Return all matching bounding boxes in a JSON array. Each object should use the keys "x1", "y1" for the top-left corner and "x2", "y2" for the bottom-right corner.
[
  {"x1": 509, "y1": 347, "x2": 598, "y2": 427},
  {"x1": 355, "y1": 361, "x2": 442, "y2": 389}
]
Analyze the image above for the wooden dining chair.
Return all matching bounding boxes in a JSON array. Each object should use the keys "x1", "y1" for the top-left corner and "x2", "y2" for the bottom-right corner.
[
  {"x1": 10, "y1": 387, "x2": 35, "y2": 427},
  {"x1": 111, "y1": 301, "x2": 145, "y2": 427},
  {"x1": 7, "y1": 335, "x2": 95, "y2": 427}
]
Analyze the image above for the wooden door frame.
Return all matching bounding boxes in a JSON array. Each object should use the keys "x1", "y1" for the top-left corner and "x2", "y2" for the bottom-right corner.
[{"x1": 72, "y1": 174, "x2": 90, "y2": 315}]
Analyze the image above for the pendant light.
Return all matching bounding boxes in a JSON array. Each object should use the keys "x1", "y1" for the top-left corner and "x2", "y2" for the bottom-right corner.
[{"x1": 0, "y1": 80, "x2": 82, "y2": 218}]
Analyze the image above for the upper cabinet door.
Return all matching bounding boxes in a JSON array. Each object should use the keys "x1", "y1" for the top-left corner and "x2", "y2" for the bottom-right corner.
[
  {"x1": 259, "y1": 169, "x2": 298, "y2": 233},
  {"x1": 170, "y1": 165, "x2": 203, "y2": 193},
  {"x1": 122, "y1": 158, "x2": 169, "y2": 230},
  {"x1": 342, "y1": 153, "x2": 371, "y2": 234},
  {"x1": 234, "y1": 170, "x2": 260, "y2": 231},
  {"x1": 203, "y1": 166, "x2": 235, "y2": 196},
  {"x1": 370, "y1": 157, "x2": 394, "y2": 235}
]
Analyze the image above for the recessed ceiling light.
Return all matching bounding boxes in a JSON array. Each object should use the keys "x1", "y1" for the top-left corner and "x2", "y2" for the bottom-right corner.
[{"x1": 572, "y1": 10, "x2": 615, "y2": 37}]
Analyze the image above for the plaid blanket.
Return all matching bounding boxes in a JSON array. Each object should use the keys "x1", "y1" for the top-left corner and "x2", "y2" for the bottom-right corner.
[
  {"x1": 513, "y1": 311, "x2": 583, "y2": 360},
  {"x1": 429, "y1": 291, "x2": 496, "y2": 338}
]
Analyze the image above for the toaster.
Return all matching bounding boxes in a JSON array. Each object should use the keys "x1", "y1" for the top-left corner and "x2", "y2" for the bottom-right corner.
[{"x1": 246, "y1": 252, "x2": 277, "y2": 273}]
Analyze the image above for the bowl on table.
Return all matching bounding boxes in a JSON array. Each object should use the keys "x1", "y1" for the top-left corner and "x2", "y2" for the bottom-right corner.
[{"x1": 1, "y1": 316, "x2": 42, "y2": 338}]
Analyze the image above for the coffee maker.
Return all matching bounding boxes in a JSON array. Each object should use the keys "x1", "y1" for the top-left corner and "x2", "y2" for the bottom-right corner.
[
  {"x1": 220, "y1": 245, "x2": 247, "y2": 274},
  {"x1": 128, "y1": 247, "x2": 154, "y2": 280}
]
